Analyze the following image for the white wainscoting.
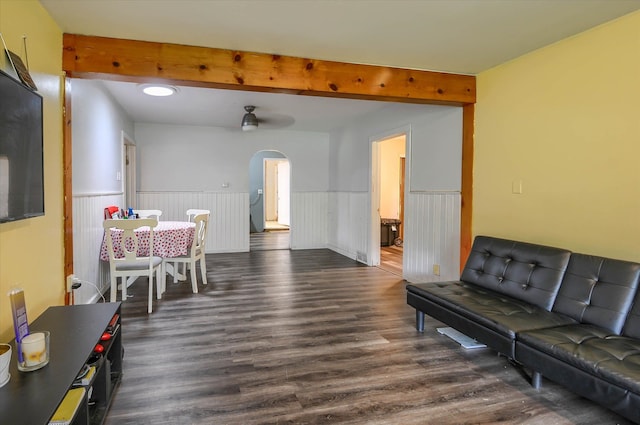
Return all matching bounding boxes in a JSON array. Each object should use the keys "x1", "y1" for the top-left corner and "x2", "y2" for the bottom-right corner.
[
  {"x1": 327, "y1": 192, "x2": 369, "y2": 261},
  {"x1": 72, "y1": 191, "x2": 332, "y2": 304},
  {"x1": 403, "y1": 192, "x2": 461, "y2": 283},
  {"x1": 138, "y1": 191, "x2": 331, "y2": 252},
  {"x1": 72, "y1": 191, "x2": 458, "y2": 304},
  {"x1": 326, "y1": 191, "x2": 460, "y2": 282},
  {"x1": 72, "y1": 193, "x2": 124, "y2": 304},
  {"x1": 290, "y1": 192, "x2": 329, "y2": 250},
  {"x1": 137, "y1": 192, "x2": 249, "y2": 253}
]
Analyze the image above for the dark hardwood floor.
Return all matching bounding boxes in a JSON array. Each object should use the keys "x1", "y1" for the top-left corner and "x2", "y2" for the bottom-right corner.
[
  {"x1": 105, "y1": 247, "x2": 630, "y2": 425},
  {"x1": 379, "y1": 244, "x2": 403, "y2": 276},
  {"x1": 250, "y1": 230, "x2": 290, "y2": 251}
]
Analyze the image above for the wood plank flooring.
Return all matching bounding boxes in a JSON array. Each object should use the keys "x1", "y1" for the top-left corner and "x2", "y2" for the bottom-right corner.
[
  {"x1": 105, "y1": 248, "x2": 630, "y2": 425},
  {"x1": 379, "y1": 245, "x2": 403, "y2": 276},
  {"x1": 250, "y1": 230, "x2": 290, "y2": 251}
]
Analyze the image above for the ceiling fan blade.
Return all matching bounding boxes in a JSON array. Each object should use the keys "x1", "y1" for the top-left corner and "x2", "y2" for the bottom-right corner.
[{"x1": 258, "y1": 113, "x2": 295, "y2": 129}]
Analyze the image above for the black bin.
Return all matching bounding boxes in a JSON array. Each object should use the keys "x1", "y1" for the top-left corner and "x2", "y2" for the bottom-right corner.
[{"x1": 380, "y1": 219, "x2": 401, "y2": 246}]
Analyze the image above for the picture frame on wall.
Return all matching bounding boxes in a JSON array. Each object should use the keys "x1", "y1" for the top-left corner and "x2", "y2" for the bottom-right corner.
[
  {"x1": 0, "y1": 33, "x2": 37, "y2": 90},
  {"x1": 5, "y1": 50, "x2": 37, "y2": 91}
]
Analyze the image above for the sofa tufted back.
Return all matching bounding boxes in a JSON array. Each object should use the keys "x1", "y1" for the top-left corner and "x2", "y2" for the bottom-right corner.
[
  {"x1": 551, "y1": 254, "x2": 640, "y2": 335},
  {"x1": 461, "y1": 236, "x2": 572, "y2": 311},
  {"x1": 622, "y1": 285, "x2": 640, "y2": 339}
]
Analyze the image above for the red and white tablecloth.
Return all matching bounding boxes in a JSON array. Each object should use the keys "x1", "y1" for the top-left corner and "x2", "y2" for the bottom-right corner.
[{"x1": 100, "y1": 221, "x2": 195, "y2": 261}]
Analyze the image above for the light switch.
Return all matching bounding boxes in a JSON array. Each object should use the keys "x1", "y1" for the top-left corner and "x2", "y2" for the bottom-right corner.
[
  {"x1": 116, "y1": 171, "x2": 122, "y2": 181},
  {"x1": 512, "y1": 180, "x2": 523, "y2": 194}
]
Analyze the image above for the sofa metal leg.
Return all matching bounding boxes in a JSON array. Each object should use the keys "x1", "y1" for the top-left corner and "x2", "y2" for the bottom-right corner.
[
  {"x1": 416, "y1": 310, "x2": 425, "y2": 332},
  {"x1": 531, "y1": 371, "x2": 542, "y2": 389}
]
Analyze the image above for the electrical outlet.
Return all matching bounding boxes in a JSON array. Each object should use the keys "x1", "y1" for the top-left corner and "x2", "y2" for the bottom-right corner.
[
  {"x1": 433, "y1": 264, "x2": 440, "y2": 276},
  {"x1": 512, "y1": 179, "x2": 523, "y2": 194},
  {"x1": 66, "y1": 274, "x2": 76, "y2": 293}
]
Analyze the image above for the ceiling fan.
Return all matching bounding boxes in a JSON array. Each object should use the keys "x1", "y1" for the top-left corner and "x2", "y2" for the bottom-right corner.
[
  {"x1": 240, "y1": 105, "x2": 294, "y2": 132},
  {"x1": 241, "y1": 105, "x2": 259, "y2": 131}
]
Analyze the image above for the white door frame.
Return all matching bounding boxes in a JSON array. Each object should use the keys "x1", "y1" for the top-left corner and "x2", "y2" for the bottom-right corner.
[{"x1": 369, "y1": 125, "x2": 411, "y2": 268}]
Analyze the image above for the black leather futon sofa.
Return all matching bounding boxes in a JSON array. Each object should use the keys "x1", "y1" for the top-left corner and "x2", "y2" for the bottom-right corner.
[{"x1": 406, "y1": 235, "x2": 640, "y2": 423}]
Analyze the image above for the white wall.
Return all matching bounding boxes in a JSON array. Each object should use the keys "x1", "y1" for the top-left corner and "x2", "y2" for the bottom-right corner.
[
  {"x1": 409, "y1": 107, "x2": 463, "y2": 192},
  {"x1": 134, "y1": 123, "x2": 329, "y2": 192},
  {"x1": 133, "y1": 123, "x2": 331, "y2": 251},
  {"x1": 71, "y1": 80, "x2": 133, "y2": 303},
  {"x1": 328, "y1": 103, "x2": 462, "y2": 282},
  {"x1": 329, "y1": 103, "x2": 462, "y2": 192},
  {"x1": 72, "y1": 80, "x2": 134, "y2": 195}
]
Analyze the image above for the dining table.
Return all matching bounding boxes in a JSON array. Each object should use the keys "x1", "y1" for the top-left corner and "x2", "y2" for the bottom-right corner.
[
  {"x1": 100, "y1": 220, "x2": 195, "y2": 260},
  {"x1": 100, "y1": 220, "x2": 196, "y2": 285}
]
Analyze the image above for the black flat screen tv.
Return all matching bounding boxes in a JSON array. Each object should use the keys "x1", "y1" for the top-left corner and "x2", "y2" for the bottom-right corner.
[{"x1": 0, "y1": 68, "x2": 44, "y2": 223}]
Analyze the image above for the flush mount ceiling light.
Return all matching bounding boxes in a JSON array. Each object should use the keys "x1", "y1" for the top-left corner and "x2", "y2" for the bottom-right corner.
[
  {"x1": 241, "y1": 105, "x2": 259, "y2": 131},
  {"x1": 139, "y1": 84, "x2": 177, "y2": 97}
]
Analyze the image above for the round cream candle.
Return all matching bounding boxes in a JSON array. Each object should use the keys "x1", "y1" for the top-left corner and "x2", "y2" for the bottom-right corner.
[{"x1": 21, "y1": 332, "x2": 46, "y2": 366}]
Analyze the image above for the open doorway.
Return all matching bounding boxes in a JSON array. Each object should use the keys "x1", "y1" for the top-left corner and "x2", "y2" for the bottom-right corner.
[
  {"x1": 249, "y1": 150, "x2": 290, "y2": 251},
  {"x1": 372, "y1": 134, "x2": 406, "y2": 276},
  {"x1": 264, "y1": 158, "x2": 290, "y2": 230},
  {"x1": 122, "y1": 131, "x2": 136, "y2": 209}
]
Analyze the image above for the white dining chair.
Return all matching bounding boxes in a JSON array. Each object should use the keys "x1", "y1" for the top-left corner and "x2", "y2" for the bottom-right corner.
[
  {"x1": 173, "y1": 209, "x2": 211, "y2": 277},
  {"x1": 133, "y1": 209, "x2": 163, "y2": 220},
  {"x1": 164, "y1": 213, "x2": 209, "y2": 293},
  {"x1": 186, "y1": 208, "x2": 210, "y2": 222},
  {"x1": 103, "y1": 218, "x2": 164, "y2": 313}
]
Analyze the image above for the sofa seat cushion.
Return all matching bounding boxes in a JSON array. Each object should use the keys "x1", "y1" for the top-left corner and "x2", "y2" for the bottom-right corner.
[
  {"x1": 519, "y1": 324, "x2": 640, "y2": 394},
  {"x1": 407, "y1": 281, "x2": 576, "y2": 340}
]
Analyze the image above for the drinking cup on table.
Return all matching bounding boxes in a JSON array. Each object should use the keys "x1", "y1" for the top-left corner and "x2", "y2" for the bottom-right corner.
[{"x1": 0, "y1": 343, "x2": 11, "y2": 386}]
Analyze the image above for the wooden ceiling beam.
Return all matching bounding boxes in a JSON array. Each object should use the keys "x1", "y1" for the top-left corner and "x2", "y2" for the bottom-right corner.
[{"x1": 62, "y1": 34, "x2": 475, "y2": 105}]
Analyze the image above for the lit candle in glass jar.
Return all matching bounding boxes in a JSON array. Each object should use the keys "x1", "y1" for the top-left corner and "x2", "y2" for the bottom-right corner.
[{"x1": 21, "y1": 332, "x2": 46, "y2": 366}]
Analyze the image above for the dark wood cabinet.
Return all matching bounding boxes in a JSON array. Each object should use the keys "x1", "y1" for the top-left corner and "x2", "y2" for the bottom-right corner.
[{"x1": 0, "y1": 303, "x2": 123, "y2": 425}]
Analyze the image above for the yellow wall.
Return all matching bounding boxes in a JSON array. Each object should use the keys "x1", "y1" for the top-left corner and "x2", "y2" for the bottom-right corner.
[
  {"x1": 380, "y1": 135, "x2": 405, "y2": 219},
  {"x1": 0, "y1": 0, "x2": 64, "y2": 341},
  {"x1": 474, "y1": 11, "x2": 640, "y2": 261}
]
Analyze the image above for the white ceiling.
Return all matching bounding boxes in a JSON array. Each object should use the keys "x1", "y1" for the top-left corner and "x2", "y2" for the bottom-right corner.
[
  {"x1": 41, "y1": 0, "x2": 640, "y2": 131},
  {"x1": 99, "y1": 80, "x2": 394, "y2": 132}
]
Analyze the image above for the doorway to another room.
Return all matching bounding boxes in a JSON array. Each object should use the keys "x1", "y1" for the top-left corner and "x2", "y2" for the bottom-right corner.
[
  {"x1": 374, "y1": 134, "x2": 406, "y2": 276},
  {"x1": 249, "y1": 150, "x2": 291, "y2": 251},
  {"x1": 264, "y1": 158, "x2": 290, "y2": 231},
  {"x1": 123, "y1": 132, "x2": 136, "y2": 209}
]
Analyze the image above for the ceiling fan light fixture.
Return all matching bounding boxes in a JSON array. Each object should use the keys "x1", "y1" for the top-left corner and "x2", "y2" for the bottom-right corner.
[
  {"x1": 241, "y1": 105, "x2": 259, "y2": 131},
  {"x1": 139, "y1": 84, "x2": 177, "y2": 97}
]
